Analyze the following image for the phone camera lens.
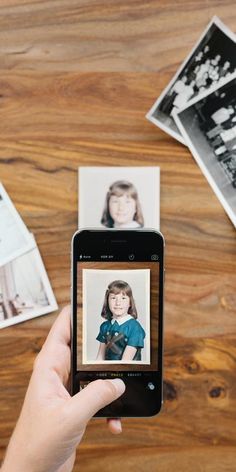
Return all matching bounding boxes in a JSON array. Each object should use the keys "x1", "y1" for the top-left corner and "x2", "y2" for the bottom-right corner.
[{"x1": 129, "y1": 254, "x2": 135, "y2": 260}]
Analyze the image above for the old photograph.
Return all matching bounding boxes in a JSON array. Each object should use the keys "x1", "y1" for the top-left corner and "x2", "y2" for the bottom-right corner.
[
  {"x1": 79, "y1": 166, "x2": 160, "y2": 230},
  {"x1": 0, "y1": 244, "x2": 58, "y2": 328},
  {"x1": 174, "y1": 73, "x2": 236, "y2": 227},
  {"x1": 146, "y1": 16, "x2": 236, "y2": 144},
  {"x1": 82, "y1": 268, "x2": 150, "y2": 365},
  {"x1": 0, "y1": 183, "x2": 35, "y2": 267}
]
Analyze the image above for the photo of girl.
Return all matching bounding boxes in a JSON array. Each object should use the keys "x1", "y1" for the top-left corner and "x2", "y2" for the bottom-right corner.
[
  {"x1": 101, "y1": 180, "x2": 144, "y2": 229},
  {"x1": 81, "y1": 268, "x2": 150, "y2": 365},
  {"x1": 78, "y1": 167, "x2": 160, "y2": 231},
  {"x1": 96, "y1": 280, "x2": 146, "y2": 361}
]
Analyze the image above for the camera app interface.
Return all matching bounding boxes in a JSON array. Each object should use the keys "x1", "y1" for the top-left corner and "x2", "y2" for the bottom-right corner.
[{"x1": 76, "y1": 258, "x2": 160, "y2": 373}]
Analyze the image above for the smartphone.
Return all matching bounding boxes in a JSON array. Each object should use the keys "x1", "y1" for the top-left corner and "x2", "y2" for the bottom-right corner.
[{"x1": 71, "y1": 229, "x2": 164, "y2": 417}]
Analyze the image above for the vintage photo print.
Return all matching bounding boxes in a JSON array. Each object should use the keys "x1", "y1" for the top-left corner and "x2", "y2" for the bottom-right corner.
[
  {"x1": 146, "y1": 16, "x2": 236, "y2": 144},
  {"x1": 0, "y1": 241, "x2": 58, "y2": 329},
  {"x1": 79, "y1": 167, "x2": 160, "y2": 230},
  {"x1": 174, "y1": 73, "x2": 236, "y2": 227},
  {"x1": 82, "y1": 268, "x2": 150, "y2": 365},
  {"x1": 0, "y1": 183, "x2": 35, "y2": 267}
]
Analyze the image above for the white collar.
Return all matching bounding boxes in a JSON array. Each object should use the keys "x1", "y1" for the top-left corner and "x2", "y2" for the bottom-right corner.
[
  {"x1": 111, "y1": 314, "x2": 133, "y2": 325},
  {"x1": 114, "y1": 221, "x2": 141, "y2": 229}
]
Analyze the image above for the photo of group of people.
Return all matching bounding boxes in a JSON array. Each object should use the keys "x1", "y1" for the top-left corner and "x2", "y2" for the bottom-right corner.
[
  {"x1": 147, "y1": 16, "x2": 236, "y2": 144},
  {"x1": 79, "y1": 166, "x2": 160, "y2": 231},
  {"x1": 145, "y1": 16, "x2": 236, "y2": 227},
  {"x1": 174, "y1": 74, "x2": 236, "y2": 226},
  {"x1": 0, "y1": 183, "x2": 58, "y2": 329}
]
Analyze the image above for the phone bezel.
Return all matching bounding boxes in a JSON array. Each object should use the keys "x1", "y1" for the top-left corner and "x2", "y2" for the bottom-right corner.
[{"x1": 71, "y1": 229, "x2": 164, "y2": 418}]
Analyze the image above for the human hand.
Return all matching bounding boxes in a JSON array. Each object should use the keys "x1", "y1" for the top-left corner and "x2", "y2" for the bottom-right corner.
[{"x1": 2, "y1": 306, "x2": 125, "y2": 472}]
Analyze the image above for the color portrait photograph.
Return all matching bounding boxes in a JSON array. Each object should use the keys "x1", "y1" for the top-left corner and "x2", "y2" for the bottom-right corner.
[
  {"x1": 79, "y1": 166, "x2": 160, "y2": 231},
  {"x1": 82, "y1": 268, "x2": 150, "y2": 365}
]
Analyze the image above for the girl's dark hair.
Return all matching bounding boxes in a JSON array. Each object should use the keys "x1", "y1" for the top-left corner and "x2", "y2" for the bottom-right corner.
[
  {"x1": 101, "y1": 180, "x2": 144, "y2": 228},
  {"x1": 101, "y1": 280, "x2": 137, "y2": 321}
]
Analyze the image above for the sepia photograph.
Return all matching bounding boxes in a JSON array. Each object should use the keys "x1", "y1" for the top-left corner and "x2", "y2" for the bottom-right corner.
[
  {"x1": 0, "y1": 242, "x2": 58, "y2": 329},
  {"x1": 82, "y1": 268, "x2": 150, "y2": 365},
  {"x1": 174, "y1": 73, "x2": 236, "y2": 227},
  {"x1": 0, "y1": 183, "x2": 35, "y2": 267},
  {"x1": 146, "y1": 16, "x2": 236, "y2": 144},
  {"x1": 79, "y1": 166, "x2": 160, "y2": 230}
]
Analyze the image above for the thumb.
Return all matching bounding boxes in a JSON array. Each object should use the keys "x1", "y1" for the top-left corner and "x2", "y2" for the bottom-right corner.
[{"x1": 65, "y1": 379, "x2": 125, "y2": 428}]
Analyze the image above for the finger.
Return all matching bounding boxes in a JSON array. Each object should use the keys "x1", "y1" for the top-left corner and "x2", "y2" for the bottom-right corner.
[
  {"x1": 107, "y1": 418, "x2": 122, "y2": 434},
  {"x1": 65, "y1": 379, "x2": 126, "y2": 430},
  {"x1": 34, "y1": 306, "x2": 71, "y2": 383},
  {"x1": 43, "y1": 305, "x2": 71, "y2": 349}
]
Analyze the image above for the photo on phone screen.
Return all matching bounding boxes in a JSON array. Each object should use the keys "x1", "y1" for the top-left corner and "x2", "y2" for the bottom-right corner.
[
  {"x1": 82, "y1": 268, "x2": 150, "y2": 365},
  {"x1": 72, "y1": 230, "x2": 164, "y2": 418}
]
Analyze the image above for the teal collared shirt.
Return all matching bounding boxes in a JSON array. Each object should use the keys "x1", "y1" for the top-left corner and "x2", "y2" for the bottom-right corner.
[{"x1": 96, "y1": 317, "x2": 146, "y2": 361}]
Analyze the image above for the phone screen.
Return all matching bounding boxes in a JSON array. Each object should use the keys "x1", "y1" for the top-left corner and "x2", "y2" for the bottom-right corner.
[{"x1": 72, "y1": 230, "x2": 164, "y2": 417}]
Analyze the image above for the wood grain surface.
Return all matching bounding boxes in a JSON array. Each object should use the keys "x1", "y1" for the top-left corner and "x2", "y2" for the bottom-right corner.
[{"x1": 0, "y1": 1, "x2": 236, "y2": 471}]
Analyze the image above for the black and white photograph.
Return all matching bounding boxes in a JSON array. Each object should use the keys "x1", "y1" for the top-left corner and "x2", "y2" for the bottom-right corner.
[
  {"x1": 79, "y1": 167, "x2": 160, "y2": 230},
  {"x1": 0, "y1": 183, "x2": 36, "y2": 267},
  {"x1": 0, "y1": 242, "x2": 58, "y2": 329},
  {"x1": 146, "y1": 16, "x2": 236, "y2": 144},
  {"x1": 82, "y1": 269, "x2": 150, "y2": 365},
  {"x1": 174, "y1": 73, "x2": 236, "y2": 227}
]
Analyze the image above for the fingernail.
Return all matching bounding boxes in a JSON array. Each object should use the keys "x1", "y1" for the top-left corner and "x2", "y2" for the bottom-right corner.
[
  {"x1": 114, "y1": 421, "x2": 122, "y2": 434},
  {"x1": 109, "y1": 378, "x2": 126, "y2": 395}
]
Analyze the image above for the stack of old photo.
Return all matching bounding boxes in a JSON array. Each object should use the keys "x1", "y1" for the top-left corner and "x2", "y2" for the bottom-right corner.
[
  {"x1": 147, "y1": 16, "x2": 236, "y2": 227},
  {"x1": 78, "y1": 166, "x2": 160, "y2": 231},
  {"x1": 0, "y1": 183, "x2": 57, "y2": 329}
]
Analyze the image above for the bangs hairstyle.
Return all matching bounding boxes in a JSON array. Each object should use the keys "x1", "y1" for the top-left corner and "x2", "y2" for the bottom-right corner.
[
  {"x1": 101, "y1": 180, "x2": 144, "y2": 228},
  {"x1": 101, "y1": 280, "x2": 138, "y2": 321}
]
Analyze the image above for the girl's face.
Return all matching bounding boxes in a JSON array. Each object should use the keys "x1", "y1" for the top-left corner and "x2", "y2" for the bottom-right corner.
[
  {"x1": 108, "y1": 291, "x2": 130, "y2": 318},
  {"x1": 109, "y1": 193, "x2": 136, "y2": 226}
]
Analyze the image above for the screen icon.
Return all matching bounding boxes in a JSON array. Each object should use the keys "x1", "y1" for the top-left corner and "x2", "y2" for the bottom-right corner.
[{"x1": 151, "y1": 254, "x2": 159, "y2": 261}]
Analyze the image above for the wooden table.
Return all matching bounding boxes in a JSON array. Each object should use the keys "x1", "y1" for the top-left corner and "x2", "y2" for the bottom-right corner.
[{"x1": 0, "y1": 1, "x2": 236, "y2": 470}]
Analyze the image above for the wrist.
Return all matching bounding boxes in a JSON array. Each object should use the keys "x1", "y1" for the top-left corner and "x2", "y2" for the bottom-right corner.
[{"x1": 1, "y1": 445, "x2": 37, "y2": 472}]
